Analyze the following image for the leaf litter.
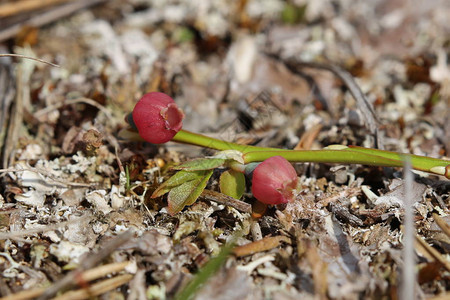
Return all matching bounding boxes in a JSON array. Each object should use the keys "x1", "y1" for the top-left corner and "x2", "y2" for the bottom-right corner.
[{"x1": 0, "y1": 0, "x2": 449, "y2": 299}]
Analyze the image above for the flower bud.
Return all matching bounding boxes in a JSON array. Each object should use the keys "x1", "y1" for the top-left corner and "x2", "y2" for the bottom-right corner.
[
  {"x1": 132, "y1": 92, "x2": 185, "y2": 144},
  {"x1": 251, "y1": 156, "x2": 298, "y2": 205}
]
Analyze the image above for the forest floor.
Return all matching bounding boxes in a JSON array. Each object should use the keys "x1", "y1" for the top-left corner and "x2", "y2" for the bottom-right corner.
[{"x1": 0, "y1": 0, "x2": 449, "y2": 299}]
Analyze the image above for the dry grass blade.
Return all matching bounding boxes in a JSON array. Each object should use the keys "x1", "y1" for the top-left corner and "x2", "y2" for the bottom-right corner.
[
  {"x1": 415, "y1": 235, "x2": 450, "y2": 272},
  {"x1": 52, "y1": 274, "x2": 133, "y2": 300},
  {"x1": 0, "y1": 287, "x2": 45, "y2": 300},
  {"x1": 77, "y1": 261, "x2": 132, "y2": 282},
  {"x1": 304, "y1": 239, "x2": 328, "y2": 299},
  {"x1": 432, "y1": 213, "x2": 450, "y2": 237},
  {"x1": 0, "y1": 54, "x2": 59, "y2": 67},
  {"x1": 0, "y1": 0, "x2": 107, "y2": 42},
  {"x1": 294, "y1": 123, "x2": 323, "y2": 150},
  {"x1": 0, "y1": 261, "x2": 131, "y2": 300},
  {"x1": 0, "y1": 0, "x2": 73, "y2": 18},
  {"x1": 268, "y1": 53, "x2": 383, "y2": 148},
  {"x1": 34, "y1": 97, "x2": 113, "y2": 121},
  {"x1": 37, "y1": 230, "x2": 135, "y2": 300},
  {"x1": 316, "y1": 187, "x2": 361, "y2": 207},
  {"x1": 289, "y1": 60, "x2": 379, "y2": 133},
  {"x1": 0, "y1": 59, "x2": 15, "y2": 169},
  {"x1": 233, "y1": 235, "x2": 291, "y2": 257},
  {"x1": 2, "y1": 66, "x2": 23, "y2": 168}
]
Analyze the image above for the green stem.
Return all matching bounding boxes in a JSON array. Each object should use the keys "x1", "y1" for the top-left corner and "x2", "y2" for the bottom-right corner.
[
  {"x1": 243, "y1": 149, "x2": 402, "y2": 165},
  {"x1": 171, "y1": 130, "x2": 449, "y2": 178},
  {"x1": 243, "y1": 149, "x2": 449, "y2": 178},
  {"x1": 345, "y1": 146, "x2": 449, "y2": 176},
  {"x1": 172, "y1": 129, "x2": 289, "y2": 153}
]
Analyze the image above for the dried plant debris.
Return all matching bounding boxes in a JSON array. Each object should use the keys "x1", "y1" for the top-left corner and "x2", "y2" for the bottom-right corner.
[{"x1": 0, "y1": 0, "x2": 449, "y2": 299}]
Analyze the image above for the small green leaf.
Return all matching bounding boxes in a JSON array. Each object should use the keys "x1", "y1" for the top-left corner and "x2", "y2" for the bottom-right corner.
[
  {"x1": 173, "y1": 158, "x2": 226, "y2": 171},
  {"x1": 174, "y1": 237, "x2": 237, "y2": 300},
  {"x1": 219, "y1": 170, "x2": 245, "y2": 199},
  {"x1": 152, "y1": 170, "x2": 204, "y2": 198},
  {"x1": 168, "y1": 170, "x2": 213, "y2": 215},
  {"x1": 281, "y1": 3, "x2": 306, "y2": 24}
]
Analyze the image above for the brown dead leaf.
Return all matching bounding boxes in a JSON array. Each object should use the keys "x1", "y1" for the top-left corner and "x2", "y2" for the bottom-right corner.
[
  {"x1": 304, "y1": 239, "x2": 328, "y2": 298},
  {"x1": 294, "y1": 123, "x2": 323, "y2": 150},
  {"x1": 233, "y1": 235, "x2": 291, "y2": 257}
]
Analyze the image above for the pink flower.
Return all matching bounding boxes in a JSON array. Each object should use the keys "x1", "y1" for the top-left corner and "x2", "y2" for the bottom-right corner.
[
  {"x1": 251, "y1": 156, "x2": 298, "y2": 205},
  {"x1": 132, "y1": 92, "x2": 185, "y2": 144}
]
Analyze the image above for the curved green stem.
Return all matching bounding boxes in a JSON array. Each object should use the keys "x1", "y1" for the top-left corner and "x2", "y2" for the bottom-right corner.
[
  {"x1": 344, "y1": 146, "x2": 449, "y2": 176},
  {"x1": 243, "y1": 149, "x2": 449, "y2": 178},
  {"x1": 243, "y1": 149, "x2": 401, "y2": 165},
  {"x1": 170, "y1": 130, "x2": 449, "y2": 178},
  {"x1": 172, "y1": 129, "x2": 289, "y2": 153}
]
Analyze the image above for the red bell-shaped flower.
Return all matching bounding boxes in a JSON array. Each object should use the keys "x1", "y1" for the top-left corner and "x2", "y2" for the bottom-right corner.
[
  {"x1": 132, "y1": 92, "x2": 184, "y2": 144},
  {"x1": 251, "y1": 156, "x2": 298, "y2": 205}
]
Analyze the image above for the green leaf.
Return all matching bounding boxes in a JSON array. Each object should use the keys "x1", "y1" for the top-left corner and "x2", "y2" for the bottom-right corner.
[
  {"x1": 219, "y1": 170, "x2": 245, "y2": 199},
  {"x1": 152, "y1": 170, "x2": 204, "y2": 198},
  {"x1": 173, "y1": 158, "x2": 226, "y2": 171},
  {"x1": 281, "y1": 3, "x2": 306, "y2": 24},
  {"x1": 174, "y1": 238, "x2": 237, "y2": 300},
  {"x1": 168, "y1": 170, "x2": 213, "y2": 215}
]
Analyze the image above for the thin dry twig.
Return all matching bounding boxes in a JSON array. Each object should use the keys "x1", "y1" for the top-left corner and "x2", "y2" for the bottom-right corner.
[
  {"x1": 0, "y1": 54, "x2": 60, "y2": 68},
  {"x1": 80, "y1": 261, "x2": 132, "y2": 282},
  {"x1": 0, "y1": 0, "x2": 107, "y2": 42},
  {"x1": 34, "y1": 97, "x2": 113, "y2": 120},
  {"x1": 37, "y1": 229, "x2": 135, "y2": 300},
  {"x1": 0, "y1": 0, "x2": 73, "y2": 18},
  {"x1": 316, "y1": 187, "x2": 362, "y2": 207},
  {"x1": 0, "y1": 59, "x2": 15, "y2": 168},
  {"x1": 294, "y1": 123, "x2": 323, "y2": 150},
  {"x1": 415, "y1": 235, "x2": 450, "y2": 272},
  {"x1": 2, "y1": 66, "x2": 23, "y2": 168},
  {"x1": 328, "y1": 202, "x2": 364, "y2": 227},
  {"x1": 432, "y1": 213, "x2": 450, "y2": 237},
  {"x1": 0, "y1": 261, "x2": 131, "y2": 300},
  {"x1": 200, "y1": 189, "x2": 252, "y2": 213},
  {"x1": 53, "y1": 274, "x2": 133, "y2": 300},
  {"x1": 267, "y1": 53, "x2": 383, "y2": 149},
  {"x1": 233, "y1": 235, "x2": 291, "y2": 257},
  {"x1": 0, "y1": 287, "x2": 44, "y2": 300}
]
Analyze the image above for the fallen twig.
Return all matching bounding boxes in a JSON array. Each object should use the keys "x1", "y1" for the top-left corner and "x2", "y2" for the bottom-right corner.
[
  {"x1": 200, "y1": 189, "x2": 252, "y2": 213},
  {"x1": 36, "y1": 230, "x2": 135, "y2": 300},
  {"x1": 266, "y1": 53, "x2": 383, "y2": 149},
  {"x1": 34, "y1": 97, "x2": 114, "y2": 121},
  {"x1": 53, "y1": 274, "x2": 133, "y2": 300},
  {"x1": 0, "y1": 0, "x2": 107, "y2": 42},
  {"x1": 415, "y1": 235, "x2": 450, "y2": 272},
  {"x1": 0, "y1": 261, "x2": 131, "y2": 300},
  {"x1": 432, "y1": 213, "x2": 450, "y2": 237},
  {"x1": 233, "y1": 235, "x2": 291, "y2": 257}
]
